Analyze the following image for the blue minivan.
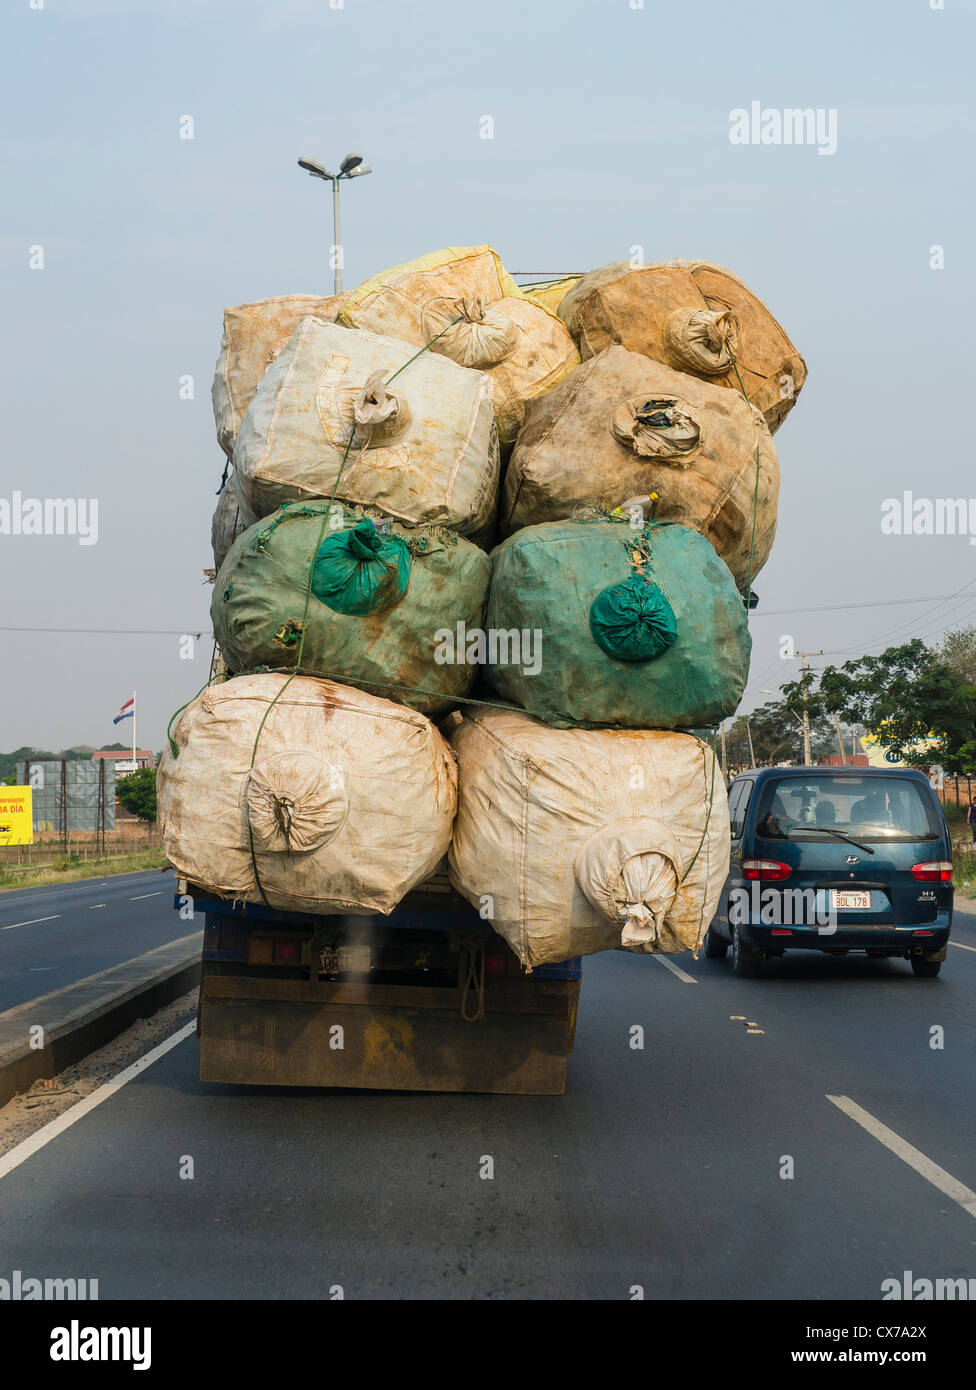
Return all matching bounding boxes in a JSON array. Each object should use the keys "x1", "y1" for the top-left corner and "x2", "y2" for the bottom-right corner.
[{"x1": 703, "y1": 766, "x2": 953, "y2": 977}]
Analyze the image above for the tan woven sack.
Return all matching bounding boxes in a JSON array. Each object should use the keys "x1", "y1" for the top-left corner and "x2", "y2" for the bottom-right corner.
[
  {"x1": 558, "y1": 258, "x2": 805, "y2": 433},
  {"x1": 503, "y1": 346, "x2": 779, "y2": 587},
  {"x1": 211, "y1": 293, "x2": 348, "y2": 459},
  {"x1": 339, "y1": 246, "x2": 579, "y2": 445}
]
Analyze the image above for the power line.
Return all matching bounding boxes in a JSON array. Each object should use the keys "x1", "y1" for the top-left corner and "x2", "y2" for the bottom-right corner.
[
  {"x1": 751, "y1": 592, "x2": 960, "y2": 618},
  {"x1": 0, "y1": 627, "x2": 208, "y2": 636}
]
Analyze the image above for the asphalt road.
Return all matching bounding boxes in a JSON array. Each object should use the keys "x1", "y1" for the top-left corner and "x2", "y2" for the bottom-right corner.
[
  {"x1": 1, "y1": 905, "x2": 974, "y2": 1299},
  {"x1": 0, "y1": 868, "x2": 181, "y2": 1011}
]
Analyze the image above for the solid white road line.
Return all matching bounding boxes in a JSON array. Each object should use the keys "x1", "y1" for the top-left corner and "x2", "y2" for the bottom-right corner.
[
  {"x1": 827, "y1": 1095, "x2": 976, "y2": 1221},
  {"x1": 653, "y1": 956, "x2": 697, "y2": 983},
  {"x1": 130, "y1": 892, "x2": 163, "y2": 900},
  {"x1": 950, "y1": 940, "x2": 976, "y2": 953},
  {"x1": 0, "y1": 1021, "x2": 197, "y2": 1183},
  {"x1": 0, "y1": 915, "x2": 60, "y2": 932}
]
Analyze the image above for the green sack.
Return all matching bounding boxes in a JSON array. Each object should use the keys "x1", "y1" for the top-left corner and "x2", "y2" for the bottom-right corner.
[
  {"x1": 213, "y1": 502, "x2": 491, "y2": 715},
  {"x1": 311, "y1": 519, "x2": 411, "y2": 615},
  {"x1": 485, "y1": 517, "x2": 750, "y2": 728},
  {"x1": 588, "y1": 572, "x2": 677, "y2": 661}
]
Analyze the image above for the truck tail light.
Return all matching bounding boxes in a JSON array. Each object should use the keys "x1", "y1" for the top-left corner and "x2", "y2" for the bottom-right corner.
[
  {"x1": 742, "y1": 860, "x2": 792, "y2": 881},
  {"x1": 273, "y1": 938, "x2": 302, "y2": 964},
  {"x1": 910, "y1": 861, "x2": 952, "y2": 882},
  {"x1": 771, "y1": 929, "x2": 792, "y2": 936}
]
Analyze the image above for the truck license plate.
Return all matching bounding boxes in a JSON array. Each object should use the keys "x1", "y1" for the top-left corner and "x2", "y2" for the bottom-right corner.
[
  {"x1": 831, "y1": 891, "x2": 871, "y2": 910},
  {"x1": 320, "y1": 946, "x2": 372, "y2": 974}
]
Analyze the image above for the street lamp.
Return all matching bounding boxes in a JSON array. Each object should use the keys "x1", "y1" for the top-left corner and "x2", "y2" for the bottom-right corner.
[{"x1": 297, "y1": 152, "x2": 372, "y2": 295}]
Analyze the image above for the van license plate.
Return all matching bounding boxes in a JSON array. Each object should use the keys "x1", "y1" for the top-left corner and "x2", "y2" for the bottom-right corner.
[
  {"x1": 320, "y1": 947, "x2": 371, "y2": 974},
  {"x1": 831, "y1": 891, "x2": 871, "y2": 910}
]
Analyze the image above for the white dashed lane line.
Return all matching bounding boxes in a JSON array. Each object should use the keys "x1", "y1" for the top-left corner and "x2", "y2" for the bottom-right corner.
[
  {"x1": 130, "y1": 892, "x2": 163, "y2": 901},
  {"x1": 827, "y1": 1095, "x2": 976, "y2": 1221},
  {"x1": 950, "y1": 940, "x2": 976, "y2": 953},
  {"x1": 653, "y1": 956, "x2": 697, "y2": 983},
  {"x1": 0, "y1": 916, "x2": 61, "y2": 932}
]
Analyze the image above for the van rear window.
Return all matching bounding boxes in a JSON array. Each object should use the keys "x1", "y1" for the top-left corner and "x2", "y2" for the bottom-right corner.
[{"x1": 755, "y1": 775, "x2": 941, "y2": 842}]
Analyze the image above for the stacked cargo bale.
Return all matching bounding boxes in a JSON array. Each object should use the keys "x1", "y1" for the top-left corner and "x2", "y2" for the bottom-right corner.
[
  {"x1": 447, "y1": 256, "x2": 804, "y2": 967},
  {"x1": 163, "y1": 262, "x2": 510, "y2": 911},
  {"x1": 161, "y1": 246, "x2": 803, "y2": 965}
]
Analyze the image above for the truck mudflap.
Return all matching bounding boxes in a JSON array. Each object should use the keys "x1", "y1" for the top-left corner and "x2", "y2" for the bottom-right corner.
[{"x1": 198, "y1": 969, "x2": 580, "y2": 1095}]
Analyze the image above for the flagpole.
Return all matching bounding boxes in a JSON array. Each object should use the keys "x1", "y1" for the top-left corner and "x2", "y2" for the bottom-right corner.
[{"x1": 132, "y1": 690, "x2": 136, "y2": 770}]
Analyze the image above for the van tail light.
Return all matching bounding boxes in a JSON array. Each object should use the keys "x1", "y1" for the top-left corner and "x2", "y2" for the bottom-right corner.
[
  {"x1": 742, "y1": 860, "x2": 792, "y2": 881},
  {"x1": 910, "y1": 861, "x2": 952, "y2": 882}
]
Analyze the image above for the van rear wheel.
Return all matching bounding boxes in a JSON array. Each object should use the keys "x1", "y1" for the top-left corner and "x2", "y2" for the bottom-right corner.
[
  {"x1": 911, "y1": 958, "x2": 942, "y2": 978},
  {"x1": 732, "y1": 926, "x2": 762, "y2": 978}
]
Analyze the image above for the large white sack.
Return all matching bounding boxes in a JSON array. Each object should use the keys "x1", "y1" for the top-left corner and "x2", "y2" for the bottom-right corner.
[
  {"x1": 212, "y1": 293, "x2": 348, "y2": 459},
  {"x1": 338, "y1": 245, "x2": 580, "y2": 445},
  {"x1": 447, "y1": 710, "x2": 729, "y2": 968},
  {"x1": 158, "y1": 673, "x2": 457, "y2": 915},
  {"x1": 232, "y1": 318, "x2": 500, "y2": 544}
]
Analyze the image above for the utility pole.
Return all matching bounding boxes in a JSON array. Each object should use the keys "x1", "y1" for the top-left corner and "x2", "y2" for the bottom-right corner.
[
  {"x1": 797, "y1": 651, "x2": 822, "y2": 766},
  {"x1": 720, "y1": 720, "x2": 728, "y2": 778},
  {"x1": 833, "y1": 712, "x2": 847, "y2": 763},
  {"x1": 745, "y1": 716, "x2": 756, "y2": 768}
]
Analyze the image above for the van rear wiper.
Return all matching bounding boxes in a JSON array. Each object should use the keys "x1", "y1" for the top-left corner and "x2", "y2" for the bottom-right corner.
[{"x1": 786, "y1": 826, "x2": 875, "y2": 855}]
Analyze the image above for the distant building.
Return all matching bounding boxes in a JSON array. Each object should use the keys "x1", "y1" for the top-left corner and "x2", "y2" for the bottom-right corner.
[{"x1": 92, "y1": 749, "x2": 155, "y2": 775}]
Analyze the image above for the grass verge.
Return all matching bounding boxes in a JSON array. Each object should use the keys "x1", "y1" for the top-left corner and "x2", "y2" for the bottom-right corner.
[{"x1": 0, "y1": 849, "x2": 170, "y2": 892}]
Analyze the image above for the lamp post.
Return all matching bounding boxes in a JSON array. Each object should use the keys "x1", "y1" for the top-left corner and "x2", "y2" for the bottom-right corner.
[{"x1": 297, "y1": 153, "x2": 372, "y2": 295}]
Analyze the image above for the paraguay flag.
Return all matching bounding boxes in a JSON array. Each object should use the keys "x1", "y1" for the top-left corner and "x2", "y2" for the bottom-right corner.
[{"x1": 113, "y1": 697, "x2": 134, "y2": 725}]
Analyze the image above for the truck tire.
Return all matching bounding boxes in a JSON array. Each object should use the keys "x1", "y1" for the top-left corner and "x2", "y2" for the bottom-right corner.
[
  {"x1": 732, "y1": 926, "x2": 762, "y2": 978},
  {"x1": 703, "y1": 926, "x2": 729, "y2": 958}
]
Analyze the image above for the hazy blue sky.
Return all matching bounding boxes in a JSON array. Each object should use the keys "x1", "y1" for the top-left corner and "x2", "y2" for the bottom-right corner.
[{"x1": 2, "y1": 0, "x2": 973, "y2": 750}]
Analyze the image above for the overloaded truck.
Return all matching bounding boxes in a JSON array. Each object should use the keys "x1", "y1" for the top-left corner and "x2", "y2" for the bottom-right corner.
[{"x1": 161, "y1": 246, "x2": 805, "y2": 1097}]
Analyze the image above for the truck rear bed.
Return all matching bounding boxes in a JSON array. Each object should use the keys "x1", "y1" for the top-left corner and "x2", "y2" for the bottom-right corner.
[{"x1": 184, "y1": 873, "x2": 582, "y2": 1095}]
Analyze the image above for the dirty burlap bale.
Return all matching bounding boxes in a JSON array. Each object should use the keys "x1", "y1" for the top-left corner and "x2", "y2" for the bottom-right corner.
[
  {"x1": 212, "y1": 503, "x2": 491, "y2": 716},
  {"x1": 448, "y1": 710, "x2": 729, "y2": 968},
  {"x1": 212, "y1": 293, "x2": 348, "y2": 460},
  {"x1": 211, "y1": 478, "x2": 246, "y2": 571},
  {"x1": 338, "y1": 246, "x2": 580, "y2": 446},
  {"x1": 558, "y1": 258, "x2": 806, "y2": 433},
  {"x1": 485, "y1": 516, "x2": 750, "y2": 729},
  {"x1": 503, "y1": 346, "x2": 779, "y2": 587},
  {"x1": 232, "y1": 318, "x2": 499, "y2": 546},
  {"x1": 158, "y1": 673, "x2": 457, "y2": 915}
]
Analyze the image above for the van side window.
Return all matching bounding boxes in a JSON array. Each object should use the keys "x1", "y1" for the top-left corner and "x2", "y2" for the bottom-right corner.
[{"x1": 730, "y1": 781, "x2": 753, "y2": 839}]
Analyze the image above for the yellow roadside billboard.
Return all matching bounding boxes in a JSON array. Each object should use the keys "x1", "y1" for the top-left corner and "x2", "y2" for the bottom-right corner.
[
  {"x1": 0, "y1": 786, "x2": 33, "y2": 845},
  {"x1": 860, "y1": 731, "x2": 939, "y2": 769}
]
